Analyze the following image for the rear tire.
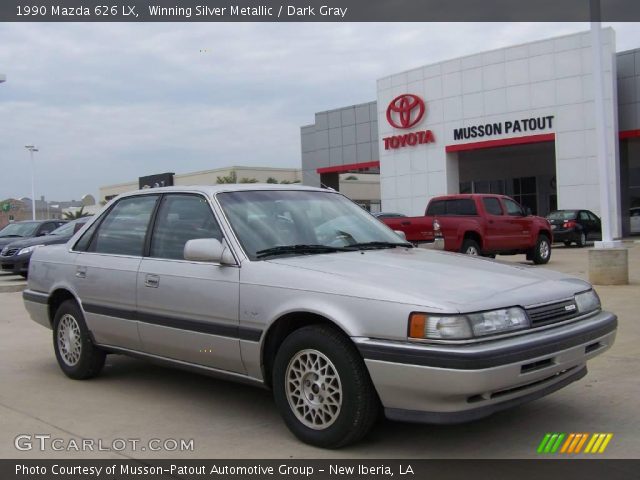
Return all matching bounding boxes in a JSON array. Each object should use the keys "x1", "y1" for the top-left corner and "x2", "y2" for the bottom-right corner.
[
  {"x1": 531, "y1": 235, "x2": 551, "y2": 265},
  {"x1": 563, "y1": 241, "x2": 571, "y2": 247},
  {"x1": 53, "y1": 300, "x2": 106, "y2": 380},
  {"x1": 272, "y1": 324, "x2": 379, "y2": 448},
  {"x1": 577, "y1": 231, "x2": 587, "y2": 248},
  {"x1": 461, "y1": 239, "x2": 481, "y2": 256}
]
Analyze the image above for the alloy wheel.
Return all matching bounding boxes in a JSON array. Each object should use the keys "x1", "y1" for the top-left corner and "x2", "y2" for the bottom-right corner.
[{"x1": 285, "y1": 349, "x2": 342, "y2": 430}]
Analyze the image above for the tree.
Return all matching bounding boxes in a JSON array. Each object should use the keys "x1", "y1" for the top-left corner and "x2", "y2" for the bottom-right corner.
[
  {"x1": 63, "y1": 206, "x2": 91, "y2": 220},
  {"x1": 216, "y1": 170, "x2": 237, "y2": 184},
  {"x1": 344, "y1": 175, "x2": 358, "y2": 180},
  {"x1": 239, "y1": 177, "x2": 259, "y2": 183},
  {"x1": 266, "y1": 177, "x2": 279, "y2": 184}
]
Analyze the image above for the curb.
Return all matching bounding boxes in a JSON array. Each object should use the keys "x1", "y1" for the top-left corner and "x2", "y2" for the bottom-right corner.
[{"x1": 0, "y1": 284, "x2": 26, "y2": 293}]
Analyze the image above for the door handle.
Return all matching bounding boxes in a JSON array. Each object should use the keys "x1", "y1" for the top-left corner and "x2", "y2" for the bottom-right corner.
[
  {"x1": 488, "y1": 220, "x2": 494, "y2": 224},
  {"x1": 401, "y1": 221, "x2": 411, "y2": 226},
  {"x1": 76, "y1": 266, "x2": 87, "y2": 279},
  {"x1": 144, "y1": 274, "x2": 160, "y2": 288}
]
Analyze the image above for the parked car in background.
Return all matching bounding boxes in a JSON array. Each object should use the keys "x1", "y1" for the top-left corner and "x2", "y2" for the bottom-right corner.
[
  {"x1": 631, "y1": 207, "x2": 640, "y2": 234},
  {"x1": 546, "y1": 210, "x2": 601, "y2": 247},
  {"x1": 382, "y1": 194, "x2": 553, "y2": 264},
  {"x1": 372, "y1": 212, "x2": 406, "y2": 219},
  {"x1": 0, "y1": 220, "x2": 66, "y2": 252},
  {"x1": 23, "y1": 185, "x2": 616, "y2": 448},
  {"x1": 0, "y1": 218, "x2": 90, "y2": 277}
]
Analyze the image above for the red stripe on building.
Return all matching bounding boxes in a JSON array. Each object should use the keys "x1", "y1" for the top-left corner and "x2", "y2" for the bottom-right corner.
[
  {"x1": 445, "y1": 133, "x2": 555, "y2": 153},
  {"x1": 316, "y1": 161, "x2": 380, "y2": 174},
  {"x1": 619, "y1": 129, "x2": 640, "y2": 139}
]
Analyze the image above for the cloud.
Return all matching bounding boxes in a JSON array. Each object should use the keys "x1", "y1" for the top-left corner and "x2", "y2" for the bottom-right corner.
[{"x1": 0, "y1": 22, "x2": 638, "y2": 201}]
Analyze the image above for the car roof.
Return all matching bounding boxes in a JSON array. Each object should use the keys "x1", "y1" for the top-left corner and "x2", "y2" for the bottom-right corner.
[
  {"x1": 430, "y1": 194, "x2": 508, "y2": 200},
  {"x1": 114, "y1": 183, "x2": 329, "y2": 200},
  {"x1": 8, "y1": 219, "x2": 60, "y2": 224}
]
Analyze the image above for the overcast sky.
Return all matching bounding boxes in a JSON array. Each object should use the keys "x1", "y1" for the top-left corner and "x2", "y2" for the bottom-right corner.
[{"x1": 1, "y1": 22, "x2": 639, "y2": 202}]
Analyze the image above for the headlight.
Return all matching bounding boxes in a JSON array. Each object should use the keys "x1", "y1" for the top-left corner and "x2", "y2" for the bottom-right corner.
[
  {"x1": 409, "y1": 307, "x2": 530, "y2": 340},
  {"x1": 575, "y1": 290, "x2": 600, "y2": 314},
  {"x1": 17, "y1": 245, "x2": 43, "y2": 256}
]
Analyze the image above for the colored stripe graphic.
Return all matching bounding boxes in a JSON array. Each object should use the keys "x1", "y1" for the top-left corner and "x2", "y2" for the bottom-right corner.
[
  {"x1": 538, "y1": 433, "x2": 614, "y2": 454},
  {"x1": 585, "y1": 433, "x2": 614, "y2": 454}
]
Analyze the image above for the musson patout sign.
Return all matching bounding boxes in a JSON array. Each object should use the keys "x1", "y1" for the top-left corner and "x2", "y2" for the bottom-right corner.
[{"x1": 383, "y1": 93, "x2": 435, "y2": 150}]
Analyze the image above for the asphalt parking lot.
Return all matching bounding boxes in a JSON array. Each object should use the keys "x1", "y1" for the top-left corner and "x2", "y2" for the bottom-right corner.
[{"x1": 0, "y1": 243, "x2": 638, "y2": 459}]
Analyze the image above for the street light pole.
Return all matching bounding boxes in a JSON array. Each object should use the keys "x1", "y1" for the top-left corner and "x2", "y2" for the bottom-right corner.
[{"x1": 25, "y1": 145, "x2": 38, "y2": 220}]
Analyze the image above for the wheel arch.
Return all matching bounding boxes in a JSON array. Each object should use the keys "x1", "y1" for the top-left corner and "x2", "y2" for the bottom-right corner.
[
  {"x1": 260, "y1": 311, "x2": 352, "y2": 389},
  {"x1": 48, "y1": 288, "x2": 81, "y2": 327},
  {"x1": 461, "y1": 230, "x2": 483, "y2": 250}
]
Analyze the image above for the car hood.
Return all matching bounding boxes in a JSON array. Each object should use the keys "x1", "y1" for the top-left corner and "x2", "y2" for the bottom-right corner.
[
  {"x1": 1, "y1": 234, "x2": 70, "y2": 250},
  {"x1": 0, "y1": 237, "x2": 30, "y2": 248},
  {"x1": 266, "y1": 248, "x2": 590, "y2": 312}
]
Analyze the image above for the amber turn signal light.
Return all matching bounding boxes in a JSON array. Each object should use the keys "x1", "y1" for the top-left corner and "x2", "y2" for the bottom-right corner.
[{"x1": 408, "y1": 313, "x2": 427, "y2": 338}]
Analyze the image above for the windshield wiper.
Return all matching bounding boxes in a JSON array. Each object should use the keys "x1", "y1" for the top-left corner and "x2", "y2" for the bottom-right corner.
[
  {"x1": 344, "y1": 241, "x2": 413, "y2": 250},
  {"x1": 0, "y1": 234, "x2": 23, "y2": 238},
  {"x1": 256, "y1": 244, "x2": 350, "y2": 259}
]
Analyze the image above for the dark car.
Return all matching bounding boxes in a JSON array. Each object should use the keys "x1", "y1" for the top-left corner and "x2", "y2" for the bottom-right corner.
[
  {"x1": 547, "y1": 210, "x2": 601, "y2": 247},
  {"x1": 0, "y1": 220, "x2": 66, "y2": 251},
  {"x1": 0, "y1": 218, "x2": 89, "y2": 277}
]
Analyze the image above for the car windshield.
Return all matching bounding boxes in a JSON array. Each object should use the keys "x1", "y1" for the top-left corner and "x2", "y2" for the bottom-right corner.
[
  {"x1": 547, "y1": 211, "x2": 577, "y2": 220},
  {"x1": 217, "y1": 190, "x2": 409, "y2": 260},
  {"x1": 0, "y1": 222, "x2": 40, "y2": 238}
]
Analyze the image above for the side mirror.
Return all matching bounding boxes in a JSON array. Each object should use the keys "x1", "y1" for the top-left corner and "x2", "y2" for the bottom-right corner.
[
  {"x1": 394, "y1": 230, "x2": 407, "y2": 241},
  {"x1": 184, "y1": 238, "x2": 235, "y2": 265},
  {"x1": 524, "y1": 207, "x2": 532, "y2": 216},
  {"x1": 38, "y1": 231, "x2": 51, "y2": 236}
]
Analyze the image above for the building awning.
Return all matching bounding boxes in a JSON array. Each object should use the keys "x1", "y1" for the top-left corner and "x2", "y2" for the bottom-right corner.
[
  {"x1": 317, "y1": 161, "x2": 380, "y2": 174},
  {"x1": 620, "y1": 129, "x2": 640, "y2": 139},
  {"x1": 445, "y1": 133, "x2": 555, "y2": 153}
]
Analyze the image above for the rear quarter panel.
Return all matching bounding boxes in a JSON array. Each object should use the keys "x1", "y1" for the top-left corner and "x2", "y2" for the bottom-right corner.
[{"x1": 381, "y1": 216, "x2": 435, "y2": 242}]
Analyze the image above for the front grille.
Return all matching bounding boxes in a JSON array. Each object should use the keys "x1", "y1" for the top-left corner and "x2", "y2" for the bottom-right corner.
[
  {"x1": 526, "y1": 299, "x2": 579, "y2": 327},
  {"x1": 1, "y1": 248, "x2": 19, "y2": 257}
]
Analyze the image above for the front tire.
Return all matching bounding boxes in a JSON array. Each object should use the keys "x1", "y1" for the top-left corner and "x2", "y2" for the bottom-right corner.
[
  {"x1": 272, "y1": 324, "x2": 379, "y2": 448},
  {"x1": 577, "y1": 231, "x2": 587, "y2": 248},
  {"x1": 531, "y1": 235, "x2": 551, "y2": 265},
  {"x1": 53, "y1": 300, "x2": 106, "y2": 379}
]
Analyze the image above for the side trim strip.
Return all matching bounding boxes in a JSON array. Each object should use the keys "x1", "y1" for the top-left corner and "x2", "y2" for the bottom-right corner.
[
  {"x1": 83, "y1": 303, "x2": 262, "y2": 342},
  {"x1": 96, "y1": 344, "x2": 266, "y2": 388},
  {"x1": 22, "y1": 290, "x2": 48, "y2": 304},
  {"x1": 358, "y1": 316, "x2": 616, "y2": 370}
]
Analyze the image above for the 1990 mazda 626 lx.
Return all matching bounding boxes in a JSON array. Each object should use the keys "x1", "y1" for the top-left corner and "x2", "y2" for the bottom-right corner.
[{"x1": 23, "y1": 185, "x2": 617, "y2": 448}]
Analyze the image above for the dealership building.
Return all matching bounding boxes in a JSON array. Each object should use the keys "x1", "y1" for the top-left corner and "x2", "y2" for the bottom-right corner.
[{"x1": 301, "y1": 29, "x2": 640, "y2": 237}]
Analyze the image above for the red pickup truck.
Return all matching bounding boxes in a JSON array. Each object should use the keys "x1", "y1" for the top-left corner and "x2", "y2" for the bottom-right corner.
[{"x1": 382, "y1": 194, "x2": 553, "y2": 264}]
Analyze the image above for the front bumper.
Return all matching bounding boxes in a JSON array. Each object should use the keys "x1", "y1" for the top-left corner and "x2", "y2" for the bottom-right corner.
[
  {"x1": 355, "y1": 310, "x2": 616, "y2": 424},
  {"x1": 0, "y1": 253, "x2": 30, "y2": 274}
]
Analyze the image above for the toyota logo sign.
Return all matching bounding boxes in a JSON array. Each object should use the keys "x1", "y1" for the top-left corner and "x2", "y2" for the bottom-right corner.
[{"x1": 386, "y1": 94, "x2": 425, "y2": 129}]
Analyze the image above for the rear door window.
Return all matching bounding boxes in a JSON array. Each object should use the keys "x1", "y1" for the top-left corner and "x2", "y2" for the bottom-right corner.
[
  {"x1": 445, "y1": 199, "x2": 477, "y2": 215},
  {"x1": 88, "y1": 195, "x2": 159, "y2": 256},
  {"x1": 426, "y1": 201, "x2": 445, "y2": 215},
  {"x1": 426, "y1": 199, "x2": 477, "y2": 216}
]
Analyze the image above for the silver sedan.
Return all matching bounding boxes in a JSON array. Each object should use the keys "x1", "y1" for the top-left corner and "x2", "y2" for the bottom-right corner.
[{"x1": 23, "y1": 185, "x2": 616, "y2": 447}]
